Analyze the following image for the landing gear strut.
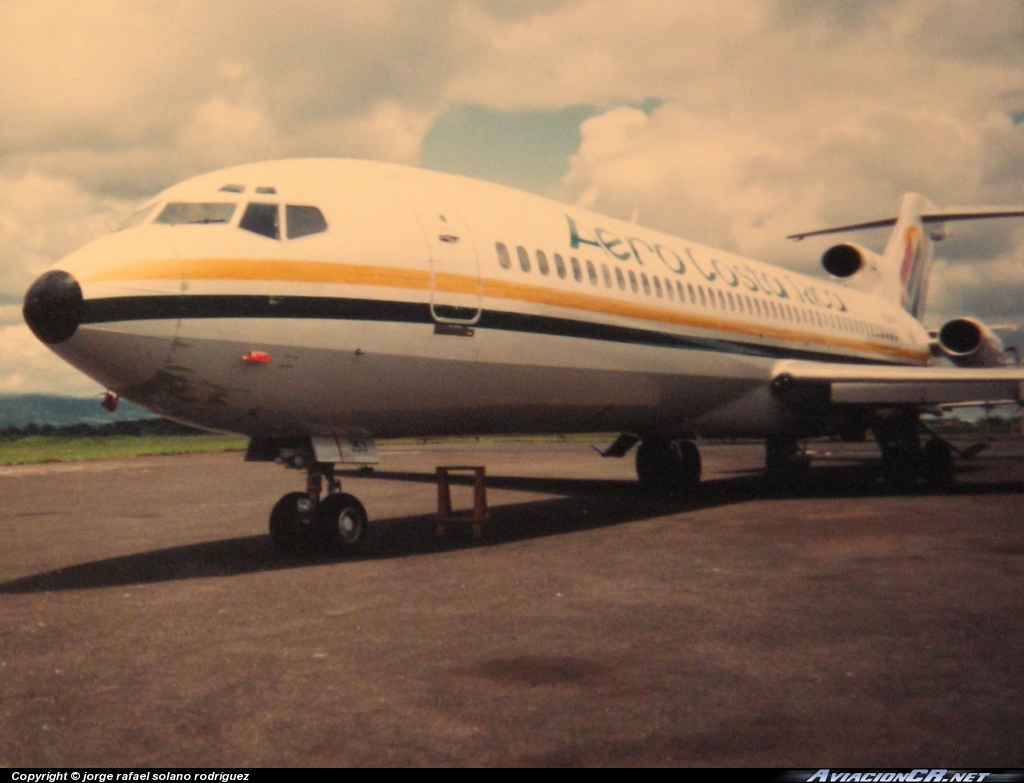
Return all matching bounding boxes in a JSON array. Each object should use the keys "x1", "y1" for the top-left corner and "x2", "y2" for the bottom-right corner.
[
  {"x1": 269, "y1": 461, "x2": 369, "y2": 555},
  {"x1": 635, "y1": 438, "x2": 701, "y2": 492}
]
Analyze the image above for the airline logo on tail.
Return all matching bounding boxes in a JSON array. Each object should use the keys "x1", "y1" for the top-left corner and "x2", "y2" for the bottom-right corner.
[{"x1": 900, "y1": 225, "x2": 927, "y2": 316}]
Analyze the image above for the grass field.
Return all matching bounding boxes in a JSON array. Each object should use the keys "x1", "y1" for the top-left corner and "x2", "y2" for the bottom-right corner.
[{"x1": 0, "y1": 435, "x2": 248, "y2": 465}]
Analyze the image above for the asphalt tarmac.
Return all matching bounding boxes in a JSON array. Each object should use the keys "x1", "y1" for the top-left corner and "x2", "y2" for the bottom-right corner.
[{"x1": 1, "y1": 440, "x2": 1022, "y2": 767}]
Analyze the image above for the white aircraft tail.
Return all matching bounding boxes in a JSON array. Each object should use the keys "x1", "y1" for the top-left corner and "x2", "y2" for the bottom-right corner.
[
  {"x1": 880, "y1": 193, "x2": 938, "y2": 320},
  {"x1": 789, "y1": 195, "x2": 1024, "y2": 322}
]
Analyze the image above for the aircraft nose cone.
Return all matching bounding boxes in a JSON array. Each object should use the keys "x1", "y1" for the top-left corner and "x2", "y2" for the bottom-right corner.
[{"x1": 23, "y1": 270, "x2": 84, "y2": 345}]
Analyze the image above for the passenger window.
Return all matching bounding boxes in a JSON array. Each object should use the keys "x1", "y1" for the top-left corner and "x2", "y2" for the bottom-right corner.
[
  {"x1": 496, "y1": 242, "x2": 511, "y2": 269},
  {"x1": 628, "y1": 271, "x2": 638, "y2": 293},
  {"x1": 554, "y1": 253, "x2": 567, "y2": 279},
  {"x1": 286, "y1": 205, "x2": 328, "y2": 239},
  {"x1": 586, "y1": 260, "x2": 598, "y2": 286},
  {"x1": 615, "y1": 267, "x2": 625, "y2": 290},
  {"x1": 653, "y1": 276, "x2": 663, "y2": 298},
  {"x1": 571, "y1": 257, "x2": 582, "y2": 282},
  {"x1": 239, "y1": 203, "x2": 280, "y2": 239},
  {"x1": 536, "y1": 250, "x2": 550, "y2": 275},
  {"x1": 601, "y1": 264, "x2": 612, "y2": 287},
  {"x1": 666, "y1": 278, "x2": 674, "y2": 300},
  {"x1": 517, "y1": 246, "x2": 531, "y2": 272}
]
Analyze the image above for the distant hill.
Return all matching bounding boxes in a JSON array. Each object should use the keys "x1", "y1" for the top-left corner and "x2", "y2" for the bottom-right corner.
[{"x1": 0, "y1": 394, "x2": 159, "y2": 429}]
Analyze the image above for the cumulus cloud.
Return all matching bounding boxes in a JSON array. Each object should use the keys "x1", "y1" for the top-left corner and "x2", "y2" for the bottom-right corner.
[
  {"x1": 0, "y1": 171, "x2": 120, "y2": 303},
  {"x1": 549, "y1": 0, "x2": 1024, "y2": 324},
  {"x1": 0, "y1": 324, "x2": 103, "y2": 396}
]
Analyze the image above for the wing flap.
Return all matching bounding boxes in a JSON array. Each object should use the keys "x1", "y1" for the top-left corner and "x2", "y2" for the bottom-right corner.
[{"x1": 772, "y1": 360, "x2": 1024, "y2": 405}]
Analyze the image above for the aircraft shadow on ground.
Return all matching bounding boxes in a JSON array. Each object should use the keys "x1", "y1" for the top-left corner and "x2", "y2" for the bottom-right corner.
[{"x1": 1, "y1": 461, "x2": 1020, "y2": 594}]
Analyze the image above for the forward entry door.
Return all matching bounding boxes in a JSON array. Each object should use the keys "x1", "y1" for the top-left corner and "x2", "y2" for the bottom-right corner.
[{"x1": 422, "y1": 207, "x2": 482, "y2": 325}]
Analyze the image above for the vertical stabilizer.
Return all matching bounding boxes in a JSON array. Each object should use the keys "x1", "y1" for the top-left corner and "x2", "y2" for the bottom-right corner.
[{"x1": 880, "y1": 193, "x2": 938, "y2": 320}]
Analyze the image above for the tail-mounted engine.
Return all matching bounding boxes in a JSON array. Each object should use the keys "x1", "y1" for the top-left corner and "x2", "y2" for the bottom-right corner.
[
  {"x1": 821, "y1": 243, "x2": 883, "y2": 293},
  {"x1": 935, "y1": 317, "x2": 1009, "y2": 367}
]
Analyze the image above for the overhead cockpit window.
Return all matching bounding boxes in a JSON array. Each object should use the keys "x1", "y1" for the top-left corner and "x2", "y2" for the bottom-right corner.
[
  {"x1": 155, "y1": 202, "x2": 236, "y2": 225},
  {"x1": 219, "y1": 184, "x2": 245, "y2": 193},
  {"x1": 239, "y1": 202, "x2": 280, "y2": 239},
  {"x1": 285, "y1": 205, "x2": 328, "y2": 239},
  {"x1": 256, "y1": 186, "x2": 277, "y2": 194}
]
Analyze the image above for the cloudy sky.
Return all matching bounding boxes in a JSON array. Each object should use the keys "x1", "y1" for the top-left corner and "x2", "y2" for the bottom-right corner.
[{"x1": 3, "y1": 0, "x2": 1024, "y2": 396}]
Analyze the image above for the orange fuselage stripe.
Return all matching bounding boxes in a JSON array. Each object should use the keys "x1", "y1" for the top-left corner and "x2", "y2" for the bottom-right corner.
[{"x1": 82, "y1": 258, "x2": 929, "y2": 363}]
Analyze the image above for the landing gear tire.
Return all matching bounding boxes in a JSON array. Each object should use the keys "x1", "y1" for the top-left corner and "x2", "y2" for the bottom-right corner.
[
  {"x1": 636, "y1": 439, "x2": 701, "y2": 493},
  {"x1": 317, "y1": 492, "x2": 369, "y2": 555},
  {"x1": 269, "y1": 491, "x2": 318, "y2": 555},
  {"x1": 880, "y1": 445, "x2": 919, "y2": 490},
  {"x1": 922, "y1": 438, "x2": 955, "y2": 489}
]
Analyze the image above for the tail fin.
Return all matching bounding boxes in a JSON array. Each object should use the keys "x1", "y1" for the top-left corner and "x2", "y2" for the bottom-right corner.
[
  {"x1": 788, "y1": 195, "x2": 1024, "y2": 322},
  {"x1": 881, "y1": 193, "x2": 937, "y2": 320}
]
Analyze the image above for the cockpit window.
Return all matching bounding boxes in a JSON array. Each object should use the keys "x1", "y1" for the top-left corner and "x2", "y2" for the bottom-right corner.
[
  {"x1": 285, "y1": 205, "x2": 328, "y2": 239},
  {"x1": 219, "y1": 184, "x2": 245, "y2": 193},
  {"x1": 155, "y1": 202, "x2": 236, "y2": 225},
  {"x1": 239, "y1": 202, "x2": 280, "y2": 239}
]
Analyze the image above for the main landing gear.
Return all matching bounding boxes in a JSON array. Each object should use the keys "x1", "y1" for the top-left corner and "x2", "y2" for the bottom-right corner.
[
  {"x1": 874, "y1": 410, "x2": 956, "y2": 489},
  {"x1": 635, "y1": 438, "x2": 702, "y2": 492},
  {"x1": 269, "y1": 462, "x2": 369, "y2": 556},
  {"x1": 765, "y1": 435, "x2": 811, "y2": 483}
]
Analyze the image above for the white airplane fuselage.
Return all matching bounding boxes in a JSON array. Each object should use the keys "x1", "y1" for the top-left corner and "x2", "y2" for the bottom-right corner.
[{"x1": 32, "y1": 158, "x2": 931, "y2": 442}]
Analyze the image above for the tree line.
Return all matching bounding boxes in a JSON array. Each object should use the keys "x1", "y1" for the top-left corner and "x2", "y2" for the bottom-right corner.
[{"x1": 0, "y1": 418, "x2": 212, "y2": 440}]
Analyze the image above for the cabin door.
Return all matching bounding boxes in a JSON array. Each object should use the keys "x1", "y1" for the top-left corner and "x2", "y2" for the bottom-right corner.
[
  {"x1": 401, "y1": 177, "x2": 482, "y2": 325},
  {"x1": 422, "y1": 208, "x2": 482, "y2": 325}
]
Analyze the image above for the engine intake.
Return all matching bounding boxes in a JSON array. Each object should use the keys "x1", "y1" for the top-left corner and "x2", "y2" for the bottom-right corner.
[
  {"x1": 822, "y1": 244, "x2": 864, "y2": 278},
  {"x1": 936, "y1": 317, "x2": 1007, "y2": 367}
]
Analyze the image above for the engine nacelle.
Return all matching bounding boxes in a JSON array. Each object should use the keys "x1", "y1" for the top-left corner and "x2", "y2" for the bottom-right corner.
[
  {"x1": 936, "y1": 317, "x2": 1008, "y2": 367},
  {"x1": 821, "y1": 243, "x2": 883, "y2": 291}
]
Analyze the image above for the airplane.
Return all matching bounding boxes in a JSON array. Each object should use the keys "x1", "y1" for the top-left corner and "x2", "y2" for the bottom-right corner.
[{"x1": 21, "y1": 158, "x2": 1024, "y2": 555}]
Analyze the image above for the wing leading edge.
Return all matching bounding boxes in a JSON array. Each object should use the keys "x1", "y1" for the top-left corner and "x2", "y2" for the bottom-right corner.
[{"x1": 772, "y1": 359, "x2": 1024, "y2": 406}]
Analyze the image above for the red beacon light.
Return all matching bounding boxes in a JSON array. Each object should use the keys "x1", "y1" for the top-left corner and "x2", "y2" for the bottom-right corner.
[{"x1": 242, "y1": 351, "x2": 272, "y2": 363}]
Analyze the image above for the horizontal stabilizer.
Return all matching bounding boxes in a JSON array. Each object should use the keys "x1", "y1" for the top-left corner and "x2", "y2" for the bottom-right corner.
[{"x1": 788, "y1": 206, "x2": 1024, "y2": 241}]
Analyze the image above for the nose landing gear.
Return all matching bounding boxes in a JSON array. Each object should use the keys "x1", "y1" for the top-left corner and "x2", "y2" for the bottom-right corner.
[{"x1": 269, "y1": 462, "x2": 369, "y2": 556}]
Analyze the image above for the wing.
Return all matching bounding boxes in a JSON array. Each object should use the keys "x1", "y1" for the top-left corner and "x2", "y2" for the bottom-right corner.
[{"x1": 772, "y1": 360, "x2": 1024, "y2": 405}]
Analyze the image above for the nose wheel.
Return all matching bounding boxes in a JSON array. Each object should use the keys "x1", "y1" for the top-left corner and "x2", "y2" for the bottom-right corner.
[
  {"x1": 269, "y1": 463, "x2": 370, "y2": 556},
  {"x1": 318, "y1": 492, "x2": 368, "y2": 549}
]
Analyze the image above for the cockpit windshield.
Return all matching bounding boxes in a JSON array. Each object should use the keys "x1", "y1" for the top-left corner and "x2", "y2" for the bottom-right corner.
[{"x1": 154, "y1": 202, "x2": 237, "y2": 225}]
